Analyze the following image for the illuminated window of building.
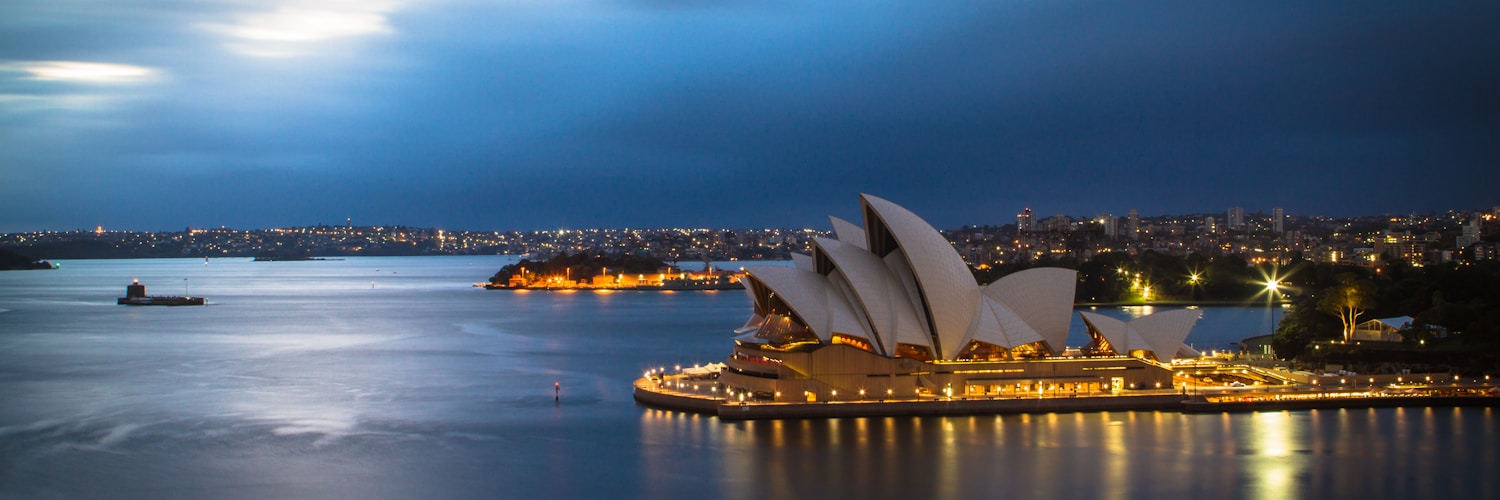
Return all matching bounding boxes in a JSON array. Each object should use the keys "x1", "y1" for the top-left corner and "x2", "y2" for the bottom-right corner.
[
  {"x1": 753, "y1": 313, "x2": 818, "y2": 347},
  {"x1": 1008, "y1": 341, "x2": 1048, "y2": 359},
  {"x1": 956, "y1": 340, "x2": 1009, "y2": 361},
  {"x1": 1082, "y1": 327, "x2": 1116, "y2": 356},
  {"x1": 831, "y1": 333, "x2": 874, "y2": 353},
  {"x1": 895, "y1": 343, "x2": 934, "y2": 361}
]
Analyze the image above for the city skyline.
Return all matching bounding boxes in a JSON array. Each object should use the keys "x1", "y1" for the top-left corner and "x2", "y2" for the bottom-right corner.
[
  {"x1": 4, "y1": 201, "x2": 1496, "y2": 236},
  {"x1": 4, "y1": 2, "x2": 1498, "y2": 232},
  {"x1": 8, "y1": 204, "x2": 1494, "y2": 268},
  {"x1": 5, "y1": 202, "x2": 1490, "y2": 234}
]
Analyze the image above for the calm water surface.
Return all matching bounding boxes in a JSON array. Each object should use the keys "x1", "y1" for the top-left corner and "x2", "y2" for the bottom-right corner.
[{"x1": 0, "y1": 257, "x2": 1493, "y2": 499}]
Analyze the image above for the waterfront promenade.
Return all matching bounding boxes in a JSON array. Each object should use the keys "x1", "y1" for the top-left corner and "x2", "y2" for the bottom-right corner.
[{"x1": 634, "y1": 373, "x2": 1500, "y2": 420}]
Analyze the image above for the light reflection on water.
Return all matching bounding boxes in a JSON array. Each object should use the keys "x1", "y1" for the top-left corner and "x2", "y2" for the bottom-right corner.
[
  {"x1": 0, "y1": 257, "x2": 1496, "y2": 499},
  {"x1": 638, "y1": 407, "x2": 1498, "y2": 500}
]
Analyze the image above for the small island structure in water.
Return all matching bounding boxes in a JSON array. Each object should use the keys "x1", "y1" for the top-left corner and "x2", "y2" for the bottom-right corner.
[
  {"x1": 117, "y1": 279, "x2": 205, "y2": 306},
  {"x1": 484, "y1": 253, "x2": 744, "y2": 291},
  {"x1": 633, "y1": 194, "x2": 1499, "y2": 419}
]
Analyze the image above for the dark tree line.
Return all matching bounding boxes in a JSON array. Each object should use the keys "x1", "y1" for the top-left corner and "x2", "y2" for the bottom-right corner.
[
  {"x1": 974, "y1": 251, "x2": 1270, "y2": 304},
  {"x1": 1271, "y1": 261, "x2": 1500, "y2": 359}
]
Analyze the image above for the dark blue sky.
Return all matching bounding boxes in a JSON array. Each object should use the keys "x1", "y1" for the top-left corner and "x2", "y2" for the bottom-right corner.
[{"x1": 2, "y1": 1, "x2": 1497, "y2": 232}]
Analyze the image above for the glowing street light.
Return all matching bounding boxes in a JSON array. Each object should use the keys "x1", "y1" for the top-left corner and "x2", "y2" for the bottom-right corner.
[{"x1": 1264, "y1": 277, "x2": 1284, "y2": 335}]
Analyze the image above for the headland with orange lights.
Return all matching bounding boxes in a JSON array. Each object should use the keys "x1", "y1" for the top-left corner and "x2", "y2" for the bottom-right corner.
[{"x1": 484, "y1": 265, "x2": 745, "y2": 291}]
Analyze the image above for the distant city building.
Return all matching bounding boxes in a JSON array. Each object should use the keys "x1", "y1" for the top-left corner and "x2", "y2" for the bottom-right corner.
[
  {"x1": 1099, "y1": 214, "x2": 1117, "y2": 239},
  {"x1": 1457, "y1": 212, "x2": 1483, "y2": 249},
  {"x1": 1017, "y1": 208, "x2": 1034, "y2": 233},
  {"x1": 1228, "y1": 207, "x2": 1245, "y2": 229},
  {"x1": 1127, "y1": 209, "x2": 1140, "y2": 240},
  {"x1": 1474, "y1": 242, "x2": 1499, "y2": 261},
  {"x1": 1047, "y1": 213, "x2": 1071, "y2": 232},
  {"x1": 1377, "y1": 230, "x2": 1428, "y2": 266},
  {"x1": 1272, "y1": 207, "x2": 1284, "y2": 235},
  {"x1": 1203, "y1": 216, "x2": 1216, "y2": 234}
]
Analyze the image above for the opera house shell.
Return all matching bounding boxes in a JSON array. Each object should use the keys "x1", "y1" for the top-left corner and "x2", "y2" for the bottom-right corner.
[{"x1": 718, "y1": 194, "x2": 1201, "y2": 402}]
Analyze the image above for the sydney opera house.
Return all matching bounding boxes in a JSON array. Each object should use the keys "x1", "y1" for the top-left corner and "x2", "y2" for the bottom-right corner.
[{"x1": 717, "y1": 194, "x2": 1202, "y2": 402}]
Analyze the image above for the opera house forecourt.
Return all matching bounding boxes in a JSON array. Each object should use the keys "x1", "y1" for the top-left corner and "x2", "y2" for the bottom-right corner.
[{"x1": 634, "y1": 194, "x2": 1211, "y2": 419}]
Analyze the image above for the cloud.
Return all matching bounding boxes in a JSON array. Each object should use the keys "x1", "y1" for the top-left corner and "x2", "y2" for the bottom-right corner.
[
  {"x1": 200, "y1": 0, "x2": 403, "y2": 58},
  {"x1": 3, "y1": 60, "x2": 160, "y2": 83},
  {"x1": 0, "y1": 60, "x2": 164, "y2": 113},
  {"x1": 1, "y1": 1, "x2": 1497, "y2": 232}
]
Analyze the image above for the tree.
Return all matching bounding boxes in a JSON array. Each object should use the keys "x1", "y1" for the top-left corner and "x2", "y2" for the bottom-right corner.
[
  {"x1": 1272, "y1": 293, "x2": 1344, "y2": 359},
  {"x1": 1318, "y1": 272, "x2": 1377, "y2": 341}
]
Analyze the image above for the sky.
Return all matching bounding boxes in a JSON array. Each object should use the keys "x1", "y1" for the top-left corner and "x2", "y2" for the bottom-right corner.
[{"x1": 2, "y1": 1, "x2": 1498, "y2": 232}]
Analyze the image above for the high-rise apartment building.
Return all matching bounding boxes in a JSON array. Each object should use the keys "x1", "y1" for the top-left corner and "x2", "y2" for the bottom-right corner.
[
  {"x1": 1458, "y1": 212, "x2": 1484, "y2": 249},
  {"x1": 1272, "y1": 207, "x2": 1284, "y2": 234},
  {"x1": 1127, "y1": 209, "x2": 1140, "y2": 240},
  {"x1": 1017, "y1": 208, "x2": 1034, "y2": 233},
  {"x1": 1100, "y1": 214, "x2": 1117, "y2": 239},
  {"x1": 1228, "y1": 207, "x2": 1245, "y2": 229}
]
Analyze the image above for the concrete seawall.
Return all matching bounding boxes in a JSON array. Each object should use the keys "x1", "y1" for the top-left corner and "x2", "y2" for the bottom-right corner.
[{"x1": 632, "y1": 378, "x2": 723, "y2": 414}]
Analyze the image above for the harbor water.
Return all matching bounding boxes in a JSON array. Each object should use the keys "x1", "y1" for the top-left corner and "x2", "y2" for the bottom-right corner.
[{"x1": 0, "y1": 257, "x2": 1494, "y2": 499}]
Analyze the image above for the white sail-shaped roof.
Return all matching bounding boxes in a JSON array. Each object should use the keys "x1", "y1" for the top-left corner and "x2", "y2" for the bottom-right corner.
[
  {"x1": 1126, "y1": 309, "x2": 1201, "y2": 363},
  {"x1": 982, "y1": 268, "x2": 1077, "y2": 353},
  {"x1": 742, "y1": 266, "x2": 831, "y2": 342},
  {"x1": 823, "y1": 278, "x2": 874, "y2": 345},
  {"x1": 1080, "y1": 309, "x2": 1202, "y2": 362},
  {"x1": 828, "y1": 216, "x2": 867, "y2": 250},
  {"x1": 862, "y1": 194, "x2": 980, "y2": 360},
  {"x1": 881, "y1": 250, "x2": 937, "y2": 352},
  {"x1": 824, "y1": 269, "x2": 884, "y2": 354},
  {"x1": 741, "y1": 265, "x2": 871, "y2": 344},
  {"x1": 1079, "y1": 312, "x2": 1139, "y2": 351},
  {"x1": 813, "y1": 237, "x2": 927, "y2": 356},
  {"x1": 965, "y1": 296, "x2": 1047, "y2": 349},
  {"x1": 1176, "y1": 345, "x2": 1202, "y2": 359},
  {"x1": 789, "y1": 252, "x2": 814, "y2": 272}
]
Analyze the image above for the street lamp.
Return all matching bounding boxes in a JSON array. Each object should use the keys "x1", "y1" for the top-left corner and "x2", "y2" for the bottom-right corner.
[{"x1": 1265, "y1": 279, "x2": 1282, "y2": 335}]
